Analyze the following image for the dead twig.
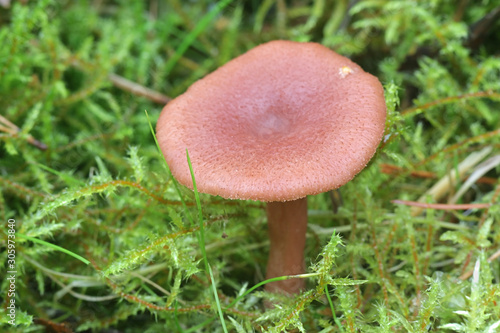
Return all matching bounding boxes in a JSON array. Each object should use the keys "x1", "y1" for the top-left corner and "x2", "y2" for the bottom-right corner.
[
  {"x1": 0, "y1": 114, "x2": 48, "y2": 150},
  {"x1": 401, "y1": 90, "x2": 500, "y2": 118},
  {"x1": 459, "y1": 248, "x2": 500, "y2": 280},
  {"x1": 380, "y1": 163, "x2": 498, "y2": 185},
  {"x1": 108, "y1": 73, "x2": 171, "y2": 105},
  {"x1": 391, "y1": 200, "x2": 491, "y2": 210}
]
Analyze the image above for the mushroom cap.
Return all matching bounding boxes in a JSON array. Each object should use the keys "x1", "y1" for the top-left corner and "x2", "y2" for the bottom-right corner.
[{"x1": 156, "y1": 40, "x2": 386, "y2": 202}]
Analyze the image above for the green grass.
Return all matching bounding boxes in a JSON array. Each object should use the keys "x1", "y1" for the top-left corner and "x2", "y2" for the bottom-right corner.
[{"x1": 1, "y1": 0, "x2": 500, "y2": 332}]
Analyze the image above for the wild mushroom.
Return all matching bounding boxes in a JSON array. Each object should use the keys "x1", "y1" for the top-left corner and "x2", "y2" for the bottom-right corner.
[{"x1": 156, "y1": 40, "x2": 386, "y2": 295}]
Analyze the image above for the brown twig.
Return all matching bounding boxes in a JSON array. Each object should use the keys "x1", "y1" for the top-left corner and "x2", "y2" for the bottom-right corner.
[
  {"x1": 415, "y1": 129, "x2": 500, "y2": 168},
  {"x1": 0, "y1": 114, "x2": 48, "y2": 150},
  {"x1": 108, "y1": 73, "x2": 171, "y2": 105},
  {"x1": 0, "y1": 175, "x2": 47, "y2": 199},
  {"x1": 465, "y1": 5, "x2": 500, "y2": 49},
  {"x1": 392, "y1": 200, "x2": 491, "y2": 210},
  {"x1": 68, "y1": 57, "x2": 171, "y2": 105},
  {"x1": 459, "y1": 248, "x2": 500, "y2": 280},
  {"x1": 401, "y1": 90, "x2": 500, "y2": 118},
  {"x1": 380, "y1": 163, "x2": 498, "y2": 185}
]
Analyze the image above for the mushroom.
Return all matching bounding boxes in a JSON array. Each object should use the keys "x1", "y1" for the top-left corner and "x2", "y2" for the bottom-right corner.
[{"x1": 156, "y1": 40, "x2": 386, "y2": 295}]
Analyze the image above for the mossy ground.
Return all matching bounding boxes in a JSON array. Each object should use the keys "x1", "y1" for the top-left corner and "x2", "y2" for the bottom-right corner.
[{"x1": 1, "y1": 0, "x2": 499, "y2": 332}]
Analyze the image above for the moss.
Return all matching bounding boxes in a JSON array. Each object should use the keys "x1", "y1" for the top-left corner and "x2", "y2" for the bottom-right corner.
[{"x1": 1, "y1": 0, "x2": 499, "y2": 331}]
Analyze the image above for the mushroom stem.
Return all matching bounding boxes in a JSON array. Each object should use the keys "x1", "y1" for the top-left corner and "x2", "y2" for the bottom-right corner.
[{"x1": 265, "y1": 197, "x2": 308, "y2": 294}]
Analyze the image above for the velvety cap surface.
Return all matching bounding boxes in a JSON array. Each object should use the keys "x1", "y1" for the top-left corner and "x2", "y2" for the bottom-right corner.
[{"x1": 156, "y1": 40, "x2": 386, "y2": 201}]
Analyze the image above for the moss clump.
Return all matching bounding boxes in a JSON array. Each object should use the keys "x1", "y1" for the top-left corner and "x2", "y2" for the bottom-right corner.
[{"x1": 1, "y1": 0, "x2": 499, "y2": 332}]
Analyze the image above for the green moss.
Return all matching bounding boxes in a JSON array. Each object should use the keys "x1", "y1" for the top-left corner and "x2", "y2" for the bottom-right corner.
[{"x1": 1, "y1": 0, "x2": 499, "y2": 331}]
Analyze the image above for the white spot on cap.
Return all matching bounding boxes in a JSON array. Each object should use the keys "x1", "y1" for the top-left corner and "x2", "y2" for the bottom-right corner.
[{"x1": 339, "y1": 66, "x2": 353, "y2": 78}]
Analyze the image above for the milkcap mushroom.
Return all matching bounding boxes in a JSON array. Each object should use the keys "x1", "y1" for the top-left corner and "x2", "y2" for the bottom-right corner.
[{"x1": 156, "y1": 40, "x2": 386, "y2": 295}]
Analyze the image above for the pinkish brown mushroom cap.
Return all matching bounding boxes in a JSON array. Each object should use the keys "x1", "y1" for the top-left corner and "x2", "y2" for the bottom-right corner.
[{"x1": 156, "y1": 40, "x2": 386, "y2": 202}]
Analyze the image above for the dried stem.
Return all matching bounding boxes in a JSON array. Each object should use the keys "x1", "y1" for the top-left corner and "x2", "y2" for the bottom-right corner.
[
  {"x1": 0, "y1": 114, "x2": 48, "y2": 150},
  {"x1": 108, "y1": 73, "x2": 171, "y2": 104}
]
